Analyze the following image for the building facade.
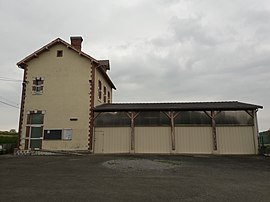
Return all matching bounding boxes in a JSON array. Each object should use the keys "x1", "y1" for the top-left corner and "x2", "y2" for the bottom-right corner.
[
  {"x1": 93, "y1": 102, "x2": 262, "y2": 154},
  {"x1": 17, "y1": 37, "x2": 115, "y2": 151},
  {"x1": 17, "y1": 36, "x2": 263, "y2": 154}
]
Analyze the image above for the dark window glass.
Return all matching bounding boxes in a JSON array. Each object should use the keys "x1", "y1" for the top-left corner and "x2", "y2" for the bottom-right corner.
[
  {"x1": 44, "y1": 130, "x2": 62, "y2": 140},
  {"x1": 57, "y1": 50, "x2": 63, "y2": 57},
  {"x1": 215, "y1": 111, "x2": 253, "y2": 125},
  {"x1": 28, "y1": 113, "x2": 44, "y2": 124},
  {"x1": 103, "y1": 86, "x2": 107, "y2": 103},
  {"x1": 98, "y1": 80, "x2": 102, "y2": 99},
  {"x1": 30, "y1": 127, "x2": 43, "y2": 138},
  {"x1": 174, "y1": 111, "x2": 211, "y2": 125},
  {"x1": 30, "y1": 139, "x2": 42, "y2": 149},
  {"x1": 135, "y1": 111, "x2": 170, "y2": 126},
  {"x1": 95, "y1": 112, "x2": 130, "y2": 127}
]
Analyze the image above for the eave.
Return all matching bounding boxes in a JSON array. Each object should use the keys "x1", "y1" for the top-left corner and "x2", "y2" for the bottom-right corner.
[{"x1": 16, "y1": 38, "x2": 99, "y2": 69}]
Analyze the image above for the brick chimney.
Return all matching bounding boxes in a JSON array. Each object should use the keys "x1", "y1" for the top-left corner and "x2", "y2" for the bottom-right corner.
[{"x1": 70, "y1": 36, "x2": 83, "y2": 51}]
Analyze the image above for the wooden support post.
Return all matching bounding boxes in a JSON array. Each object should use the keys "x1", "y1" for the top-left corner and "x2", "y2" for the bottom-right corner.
[
  {"x1": 204, "y1": 111, "x2": 219, "y2": 151},
  {"x1": 245, "y1": 110, "x2": 254, "y2": 118},
  {"x1": 130, "y1": 113, "x2": 135, "y2": 152},
  {"x1": 171, "y1": 114, "x2": 176, "y2": 151},
  {"x1": 164, "y1": 111, "x2": 180, "y2": 151},
  {"x1": 127, "y1": 112, "x2": 139, "y2": 152},
  {"x1": 93, "y1": 112, "x2": 101, "y2": 120},
  {"x1": 211, "y1": 111, "x2": 217, "y2": 151}
]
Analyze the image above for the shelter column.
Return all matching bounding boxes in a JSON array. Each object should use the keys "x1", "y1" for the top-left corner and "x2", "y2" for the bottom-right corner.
[
  {"x1": 165, "y1": 111, "x2": 180, "y2": 152},
  {"x1": 205, "y1": 111, "x2": 220, "y2": 153},
  {"x1": 127, "y1": 112, "x2": 139, "y2": 153},
  {"x1": 211, "y1": 111, "x2": 217, "y2": 151}
]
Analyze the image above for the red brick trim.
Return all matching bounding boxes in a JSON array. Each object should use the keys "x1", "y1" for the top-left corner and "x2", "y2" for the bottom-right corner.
[
  {"x1": 88, "y1": 63, "x2": 96, "y2": 151},
  {"x1": 18, "y1": 66, "x2": 28, "y2": 149}
]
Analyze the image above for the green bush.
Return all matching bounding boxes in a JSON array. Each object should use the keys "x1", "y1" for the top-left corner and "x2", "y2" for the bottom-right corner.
[{"x1": 0, "y1": 131, "x2": 18, "y2": 144}]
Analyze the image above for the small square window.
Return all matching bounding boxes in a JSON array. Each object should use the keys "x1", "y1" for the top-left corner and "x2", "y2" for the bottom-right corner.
[{"x1": 57, "y1": 50, "x2": 63, "y2": 57}]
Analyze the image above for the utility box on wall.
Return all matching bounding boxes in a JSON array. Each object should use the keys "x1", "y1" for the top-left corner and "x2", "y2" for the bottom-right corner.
[{"x1": 62, "y1": 129, "x2": 72, "y2": 140}]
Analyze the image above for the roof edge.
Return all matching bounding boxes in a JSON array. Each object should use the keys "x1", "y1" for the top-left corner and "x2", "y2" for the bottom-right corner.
[
  {"x1": 93, "y1": 101, "x2": 263, "y2": 112},
  {"x1": 17, "y1": 37, "x2": 99, "y2": 68}
]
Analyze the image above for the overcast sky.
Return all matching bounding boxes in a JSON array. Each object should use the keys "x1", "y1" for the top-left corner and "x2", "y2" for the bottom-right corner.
[{"x1": 0, "y1": 0, "x2": 269, "y2": 131}]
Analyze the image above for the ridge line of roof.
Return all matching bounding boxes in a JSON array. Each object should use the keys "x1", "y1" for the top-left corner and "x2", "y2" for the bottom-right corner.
[{"x1": 17, "y1": 37, "x2": 99, "y2": 67}]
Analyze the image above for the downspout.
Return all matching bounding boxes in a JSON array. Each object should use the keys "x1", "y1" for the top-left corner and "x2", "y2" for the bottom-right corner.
[{"x1": 253, "y1": 109, "x2": 259, "y2": 154}]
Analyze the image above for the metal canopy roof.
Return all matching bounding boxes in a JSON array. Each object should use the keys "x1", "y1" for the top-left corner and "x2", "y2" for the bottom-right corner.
[{"x1": 93, "y1": 101, "x2": 263, "y2": 112}]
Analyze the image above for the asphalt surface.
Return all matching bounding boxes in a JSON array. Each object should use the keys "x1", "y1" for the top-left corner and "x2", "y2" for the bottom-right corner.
[{"x1": 0, "y1": 154, "x2": 270, "y2": 202}]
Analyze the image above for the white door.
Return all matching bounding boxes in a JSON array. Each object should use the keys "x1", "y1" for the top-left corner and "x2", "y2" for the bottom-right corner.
[{"x1": 94, "y1": 131, "x2": 104, "y2": 153}]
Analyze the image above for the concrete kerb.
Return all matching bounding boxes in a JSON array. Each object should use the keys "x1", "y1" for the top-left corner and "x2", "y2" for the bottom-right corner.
[{"x1": 13, "y1": 149, "x2": 90, "y2": 156}]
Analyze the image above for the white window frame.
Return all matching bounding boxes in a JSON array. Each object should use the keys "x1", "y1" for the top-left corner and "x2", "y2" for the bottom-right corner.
[{"x1": 32, "y1": 77, "x2": 44, "y2": 95}]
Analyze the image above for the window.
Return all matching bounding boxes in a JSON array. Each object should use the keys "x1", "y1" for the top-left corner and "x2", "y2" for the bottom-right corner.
[
  {"x1": 174, "y1": 111, "x2": 211, "y2": 125},
  {"x1": 26, "y1": 111, "x2": 44, "y2": 150},
  {"x1": 215, "y1": 111, "x2": 253, "y2": 125},
  {"x1": 135, "y1": 111, "x2": 170, "y2": 126},
  {"x1": 57, "y1": 50, "x2": 63, "y2": 57},
  {"x1": 103, "y1": 86, "x2": 107, "y2": 103},
  {"x1": 107, "y1": 91, "x2": 111, "y2": 103},
  {"x1": 95, "y1": 112, "x2": 130, "y2": 127},
  {"x1": 44, "y1": 129, "x2": 72, "y2": 140},
  {"x1": 32, "y1": 77, "x2": 44, "y2": 94},
  {"x1": 98, "y1": 80, "x2": 102, "y2": 100},
  {"x1": 27, "y1": 111, "x2": 44, "y2": 125},
  {"x1": 44, "y1": 130, "x2": 62, "y2": 140}
]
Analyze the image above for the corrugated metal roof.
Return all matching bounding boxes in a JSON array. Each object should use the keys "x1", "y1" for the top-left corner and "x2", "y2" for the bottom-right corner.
[{"x1": 93, "y1": 101, "x2": 263, "y2": 112}]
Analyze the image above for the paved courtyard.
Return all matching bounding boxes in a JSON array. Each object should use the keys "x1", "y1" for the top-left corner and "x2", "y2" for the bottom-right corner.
[{"x1": 0, "y1": 154, "x2": 270, "y2": 202}]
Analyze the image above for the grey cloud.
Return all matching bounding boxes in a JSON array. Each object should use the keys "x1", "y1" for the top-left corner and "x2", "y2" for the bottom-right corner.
[
  {"x1": 0, "y1": 0, "x2": 269, "y2": 131},
  {"x1": 170, "y1": 16, "x2": 220, "y2": 46}
]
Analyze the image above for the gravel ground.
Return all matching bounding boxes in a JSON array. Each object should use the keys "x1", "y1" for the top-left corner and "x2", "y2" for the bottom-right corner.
[
  {"x1": 102, "y1": 159, "x2": 181, "y2": 171},
  {"x1": 1, "y1": 154, "x2": 270, "y2": 202}
]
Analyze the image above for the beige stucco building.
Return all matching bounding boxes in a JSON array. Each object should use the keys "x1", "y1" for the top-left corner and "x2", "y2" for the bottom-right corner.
[
  {"x1": 17, "y1": 37, "x2": 115, "y2": 151},
  {"x1": 17, "y1": 36, "x2": 263, "y2": 154}
]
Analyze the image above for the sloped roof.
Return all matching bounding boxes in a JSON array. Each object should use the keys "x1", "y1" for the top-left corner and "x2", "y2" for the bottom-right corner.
[
  {"x1": 17, "y1": 38, "x2": 98, "y2": 68},
  {"x1": 16, "y1": 38, "x2": 116, "y2": 89},
  {"x1": 94, "y1": 101, "x2": 263, "y2": 112}
]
